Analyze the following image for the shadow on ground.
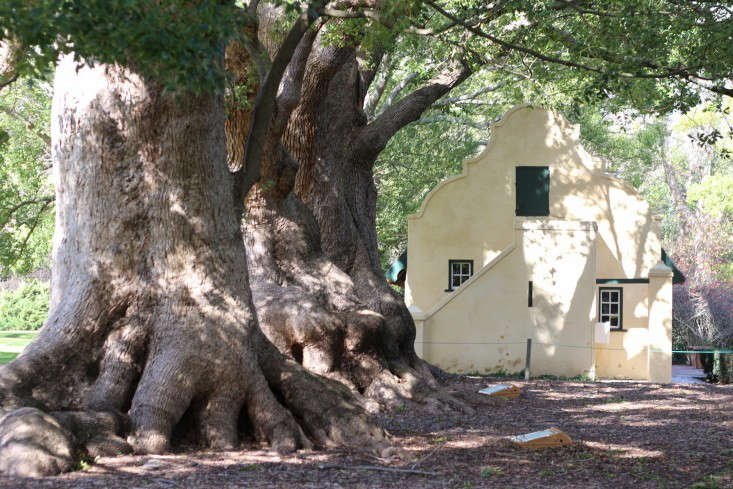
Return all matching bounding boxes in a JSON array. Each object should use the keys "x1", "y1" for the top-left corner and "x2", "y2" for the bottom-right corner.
[{"x1": 0, "y1": 376, "x2": 731, "y2": 488}]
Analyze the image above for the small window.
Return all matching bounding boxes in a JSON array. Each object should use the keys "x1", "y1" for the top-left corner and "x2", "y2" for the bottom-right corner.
[
  {"x1": 448, "y1": 260, "x2": 473, "y2": 290},
  {"x1": 599, "y1": 287, "x2": 623, "y2": 329},
  {"x1": 516, "y1": 166, "x2": 550, "y2": 216}
]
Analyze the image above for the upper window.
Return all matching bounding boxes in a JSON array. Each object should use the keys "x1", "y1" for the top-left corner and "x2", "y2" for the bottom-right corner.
[
  {"x1": 599, "y1": 287, "x2": 623, "y2": 329},
  {"x1": 516, "y1": 166, "x2": 550, "y2": 216},
  {"x1": 448, "y1": 260, "x2": 473, "y2": 290}
]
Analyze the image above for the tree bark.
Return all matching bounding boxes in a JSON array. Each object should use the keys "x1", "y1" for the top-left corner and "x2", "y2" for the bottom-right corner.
[
  {"x1": 0, "y1": 55, "x2": 382, "y2": 477},
  {"x1": 239, "y1": 21, "x2": 472, "y2": 410}
]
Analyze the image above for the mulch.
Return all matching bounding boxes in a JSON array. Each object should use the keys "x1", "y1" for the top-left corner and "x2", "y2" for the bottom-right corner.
[{"x1": 1, "y1": 375, "x2": 731, "y2": 488}]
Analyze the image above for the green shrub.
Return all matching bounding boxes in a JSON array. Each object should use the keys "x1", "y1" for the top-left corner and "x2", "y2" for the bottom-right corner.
[{"x1": 0, "y1": 280, "x2": 50, "y2": 330}]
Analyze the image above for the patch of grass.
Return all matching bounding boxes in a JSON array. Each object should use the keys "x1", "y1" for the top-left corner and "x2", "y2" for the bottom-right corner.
[
  {"x1": 0, "y1": 351, "x2": 18, "y2": 364},
  {"x1": 482, "y1": 369, "x2": 524, "y2": 379},
  {"x1": 690, "y1": 475, "x2": 723, "y2": 489},
  {"x1": 480, "y1": 466, "x2": 502, "y2": 477},
  {"x1": 393, "y1": 403, "x2": 408, "y2": 414},
  {"x1": 75, "y1": 455, "x2": 99, "y2": 472},
  {"x1": 0, "y1": 331, "x2": 37, "y2": 365},
  {"x1": 0, "y1": 331, "x2": 38, "y2": 346},
  {"x1": 431, "y1": 436, "x2": 447, "y2": 444}
]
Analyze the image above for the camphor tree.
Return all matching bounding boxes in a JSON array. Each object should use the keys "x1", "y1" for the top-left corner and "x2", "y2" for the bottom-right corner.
[
  {"x1": 0, "y1": 1, "x2": 391, "y2": 477},
  {"x1": 1, "y1": 0, "x2": 733, "y2": 476}
]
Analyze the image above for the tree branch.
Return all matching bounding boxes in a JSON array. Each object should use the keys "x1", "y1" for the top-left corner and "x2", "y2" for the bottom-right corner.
[
  {"x1": 0, "y1": 105, "x2": 51, "y2": 146},
  {"x1": 426, "y1": 0, "x2": 733, "y2": 92},
  {"x1": 0, "y1": 73, "x2": 17, "y2": 92},
  {"x1": 424, "y1": 1, "x2": 608, "y2": 75},
  {"x1": 414, "y1": 114, "x2": 490, "y2": 130},
  {"x1": 363, "y1": 52, "x2": 391, "y2": 120},
  {"x1": 376, "y1": 71, "x2": 420, "y2": 116},
  {"x1": 432, "y1": 79, "x2": 507, "y2": 106},
  {"x1": 356, "y1": 45, "x2": 386, "y2": 109},
  {"x1": 358, "y1": 59, "x2": 472, "y2": 160},
  {"x1": 234, "y1": 5, "x2": 324, "y2": 207},
  {"x1": 247, "y1": 0, "x2": 262, "y2": 18},
  {"x1": 0, "y1": 40, "x2": 21, "y2": 93},
  {"x1": 6, "y1": 198, "x2": 52, "y2": 268},
  {"x1": 0, "y1": 196, "x2": 54, "y2": 230},
  {"x1": 322, "y1": 5, "x2": 382, "y2": 22}
]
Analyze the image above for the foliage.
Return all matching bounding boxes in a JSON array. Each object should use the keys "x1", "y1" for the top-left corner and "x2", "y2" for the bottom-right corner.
[
  {"x1": 0, "y1": 77, "x2": 53, "y2": 277},
  {"x1": 1, "y1": 0, "x2": 245, "y2": 93},
  {"x1": 687, "y1": 174, "x2": 733, "y2": 219},
  {"x1": 376, "y1": 119, "x2": 485, "y2": 267},
  {"x1": 0, "y1": 279, "x2": 50, "y2": 330},
  {"x1": 371, "y1": 0, "x2": 733, "y2": 269},
  {"x1": 424, "y1": 0, "x2": 733, "y2": 111}
]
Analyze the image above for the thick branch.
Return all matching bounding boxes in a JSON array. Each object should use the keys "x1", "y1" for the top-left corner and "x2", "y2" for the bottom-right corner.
[
  {"x1": 432, "y1": 79, "x2": 507, "y2": 106},
  {"x1": 235, "y1": 6, "x2": 323, "y2": 207},
  {"x1": 358, "y1": 60, "x2": 472, "y2": 159},
  {"x1": 356, "y1": 46, "x2": 386, "y2": 110}
]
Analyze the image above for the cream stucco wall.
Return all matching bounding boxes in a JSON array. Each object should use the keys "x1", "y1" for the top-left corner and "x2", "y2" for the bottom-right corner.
[
  {"x1": 406, "y1": 105, "x2": 670, "y2": 380},
  {"x1": 415, "y1": 220, "x2": 596, "y2": 376}
]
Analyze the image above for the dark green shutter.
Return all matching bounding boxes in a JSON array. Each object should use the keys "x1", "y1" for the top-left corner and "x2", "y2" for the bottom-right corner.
[{"x1": 516, "y1": 166, "x2": 550, "y2": 216}]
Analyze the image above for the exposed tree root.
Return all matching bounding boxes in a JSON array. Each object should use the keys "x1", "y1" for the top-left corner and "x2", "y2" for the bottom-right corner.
[
  {"x1": 0, "y1": 56, "x2": 385, "y2": 477},
  {"x1": 244, "y1": 174, "x2": 473, "y2": 415}
]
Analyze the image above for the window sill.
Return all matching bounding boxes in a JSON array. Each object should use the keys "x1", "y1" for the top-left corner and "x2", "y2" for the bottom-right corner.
[{"x1": 610, "y1": 328, "x2": 627, "y2": 332}]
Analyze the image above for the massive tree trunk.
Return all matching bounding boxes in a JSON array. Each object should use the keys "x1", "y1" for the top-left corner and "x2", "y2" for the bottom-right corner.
[
  {"x1": 240, "y1": 17, "x2": 472, "y2": 409},
  {"x1": 0, "y1": 55, "x2": 382, "y2": 477}
]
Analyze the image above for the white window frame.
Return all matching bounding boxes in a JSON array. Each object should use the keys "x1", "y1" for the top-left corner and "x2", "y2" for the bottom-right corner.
[
  {"x1": 598, "y1": 287, "x2": 623, "y2": 330},
  {"x1": 448, "y1": 260, "x2": 473, "y2": 290}
]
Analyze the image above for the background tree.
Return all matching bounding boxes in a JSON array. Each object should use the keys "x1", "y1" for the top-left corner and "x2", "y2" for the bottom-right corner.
[
  {"x1": 577, "y1": 100, "x2": 733, "y2": 350},
  {"x1": 0, "y1": 77, "x2": 53, "y2": 277}
]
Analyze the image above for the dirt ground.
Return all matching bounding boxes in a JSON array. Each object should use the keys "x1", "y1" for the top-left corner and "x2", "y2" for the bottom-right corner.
[{"x1": 1, "y1": 374, "x2": 731, "y2": 489}]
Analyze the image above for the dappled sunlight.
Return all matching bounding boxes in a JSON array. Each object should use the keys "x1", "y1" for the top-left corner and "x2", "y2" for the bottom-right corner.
[
  {"x1": 3, "y1": 373, "x2": 730, "y2": 488},
  {"x1": 582, "y1": 441, "x2": 664, "y2": 459},
  {"x1": 620, "y1": 329, "x2": 647, "y2": 358},
  {"x1": 633, "y1": 297, "x2": 649, "y2": 319}
]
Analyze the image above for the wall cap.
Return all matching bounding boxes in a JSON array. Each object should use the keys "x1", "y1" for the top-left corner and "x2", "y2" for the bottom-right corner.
[
  {"x1": 408, "y1": 304, "x2": 426, "y2": 321},
  {"x1": 409, "y1": 104, "x2": 542, "y2": 221},
  {"x1": 649, "y1": 261, "x2": 674, "y2": 278},
  {"x1": 515, "y1": 217, "x2": 597, "y2": 232},
  {"x1": 415, "y1": 240, "x2": 518, "y2": 322}
]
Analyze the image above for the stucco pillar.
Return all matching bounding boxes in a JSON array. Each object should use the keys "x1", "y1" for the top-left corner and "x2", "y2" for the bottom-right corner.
[
  {"x1": 409, "y1": 305, "x2": 426, "y2": 358},
  {"x1": 648, "y1": 262, "x2": 673, "y2": 383}
]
